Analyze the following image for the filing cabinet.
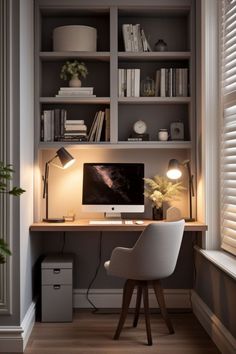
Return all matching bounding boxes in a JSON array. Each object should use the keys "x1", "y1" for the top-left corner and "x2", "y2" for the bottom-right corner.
[{"x1": 41, "y1": 254, "x2": 73, "y2": 322}]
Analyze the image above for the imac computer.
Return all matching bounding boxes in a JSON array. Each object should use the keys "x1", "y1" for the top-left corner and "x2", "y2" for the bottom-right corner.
[{"x1": 82, "y1": 163, "x2": 144, "y2": 218}]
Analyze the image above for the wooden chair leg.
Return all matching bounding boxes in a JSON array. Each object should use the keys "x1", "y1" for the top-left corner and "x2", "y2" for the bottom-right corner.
[
  {"x1": 143, "y1": 281, "x2": 152, "y2": 346},
  {"x1": 114, "y1": 279, "x2": 136, "y2": 340},
  {"x1": 152, "y1": 280, "x2": 174, "y2": 334},
  {"x1": 133, "y1": 284, "x2": 142, "y2": 327}
]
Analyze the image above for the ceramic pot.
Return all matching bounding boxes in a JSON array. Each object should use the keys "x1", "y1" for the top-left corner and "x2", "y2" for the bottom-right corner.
[{"x1": 69, "y1": 74, "x2": 81, "y2": 87}]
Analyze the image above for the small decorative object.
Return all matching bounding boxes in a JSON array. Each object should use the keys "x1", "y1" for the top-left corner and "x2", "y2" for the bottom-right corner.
[
  {"x1": 154, "y1": 39, "x2": 168, "y2": 52},
  {"x1": 60, "y1": 60, "x2": 88, "y2": 87},
  {"x1": 141, "y1": 77, "x2": 155, "y2": 97},
  {"x1": 158, "y1": 129, "x2": 169, "y2": 141},
  {"x1": 133, "y1": 120, "x2": 147, "y2": 135},
  {"x1": 170, "y1": 121, "x2": 184, "y2": 140},
  {"x1": 144, "y1": 175, "x2": 184, "y2": 220},
  {"x1": 166, "y1": 206, "x2": 182, "y2": 221},
  {"x1": 53, "y1": 25, "x2": 97, "y2": 52}
]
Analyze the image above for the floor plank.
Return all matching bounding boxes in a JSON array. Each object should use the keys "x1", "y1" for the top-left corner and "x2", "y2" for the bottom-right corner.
[{"x1": 24, "y1": 311, "x2": 221, "y2": 354}]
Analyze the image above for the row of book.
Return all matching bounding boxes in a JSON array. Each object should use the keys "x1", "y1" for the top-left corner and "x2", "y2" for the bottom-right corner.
[
  {"x1": 88, "y1": 109, "x2": 110, "y2": 142},
  {"x1": 122, "y1": 24, "x2": 152, "y2": 52},
  {"x1": 55, "y1": 87, "x2": 96, "y2": 98},
  {"x1": 40, "y1": 108, "x2": 110, "y2": 142},
  {"x1": 118, "y1": 68, "x2": 140, "y2": 97},
  {"x1": 155, "y1": 68, "x2": 189, "y2": 97}
]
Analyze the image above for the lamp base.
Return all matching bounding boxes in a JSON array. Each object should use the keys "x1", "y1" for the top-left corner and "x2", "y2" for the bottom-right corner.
[
  {"x1": 43, "y1": 218, "x2": 65, "y2": 223},
  {"x1": 184, "y1": 217, "x2": 196, "y2": 222}
]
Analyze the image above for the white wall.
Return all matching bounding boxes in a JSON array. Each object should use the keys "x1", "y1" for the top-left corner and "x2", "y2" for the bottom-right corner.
[{"x1": 19, "y1": 0, "x2": 35, "y2": 321}]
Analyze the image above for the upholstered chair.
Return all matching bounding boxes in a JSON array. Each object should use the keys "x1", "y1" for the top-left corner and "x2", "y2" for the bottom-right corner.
[{"x1": 104, "y1": 220, "x2": 185, "y2": 345}]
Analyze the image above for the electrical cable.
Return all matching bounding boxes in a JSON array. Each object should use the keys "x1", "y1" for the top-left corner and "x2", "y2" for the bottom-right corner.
[
  {"x1": 61, "y1": 232, "x2": 66, "y2": 253},
  {"x1": 86, "y1": 231, "x2": 103, "y2": 313}
]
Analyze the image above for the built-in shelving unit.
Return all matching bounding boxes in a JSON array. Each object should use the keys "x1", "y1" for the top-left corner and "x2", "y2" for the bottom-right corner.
[{"x1": 35, "y1": 0, "x2": 195, "y2": 148}]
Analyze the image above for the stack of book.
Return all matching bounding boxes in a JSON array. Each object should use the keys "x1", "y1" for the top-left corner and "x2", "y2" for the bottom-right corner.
[
  {"x1": 88, "y1": 108, "x2": 110, "y2": 142},
  {"x1": 155, "y1": 68, "x2": 189, "y2": 97},
  {"x1": 122, "y1": 24, "x2": 152, "y2": 52},
  {"x1": 64, "y1": 120, "x2": 88, "y2": 142},
  {"x1": 41, "y1": 109, "x2": 67, "y2": 142},
  {"x1": 55, "y1": 87, "x2": 96, "y2": 97},
  {"x1": 118, "y1": 68, "x2": 140, "y2": 97}
]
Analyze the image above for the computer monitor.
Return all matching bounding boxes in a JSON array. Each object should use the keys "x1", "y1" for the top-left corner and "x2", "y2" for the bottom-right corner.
[{"x1": 82, "y1": 163, "x2": 145, "y2": 216}]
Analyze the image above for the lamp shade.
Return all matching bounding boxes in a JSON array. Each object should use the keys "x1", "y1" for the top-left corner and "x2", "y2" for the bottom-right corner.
[
  {"x1": 166, "y1": 159, "x2": 182, "y2": 179},
  {"x1": 56, "y1": 147, "x2": 75, "y2": 169}
]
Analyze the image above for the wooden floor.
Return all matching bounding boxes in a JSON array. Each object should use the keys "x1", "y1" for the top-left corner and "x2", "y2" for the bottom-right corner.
[{"x1": 24, "y1": 311, "x2": 221, "y2": 354}]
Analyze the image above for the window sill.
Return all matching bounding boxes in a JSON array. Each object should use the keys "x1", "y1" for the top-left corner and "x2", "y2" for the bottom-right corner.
[{"x1": 194, "y1": 246, "x2": 236, "y2": 281}]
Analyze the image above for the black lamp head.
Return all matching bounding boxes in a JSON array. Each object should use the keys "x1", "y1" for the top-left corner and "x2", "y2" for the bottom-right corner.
[
  {"x1": 166, "y1": 159, "x2": 182, "y2": 179},
  {"x1": 56, "y1": 147, "x2": 75, "y2": 169}
]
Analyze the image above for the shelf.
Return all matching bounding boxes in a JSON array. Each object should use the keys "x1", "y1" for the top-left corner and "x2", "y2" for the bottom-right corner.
[
  {"x1": 118, "y1": 51, "x2": 191, "y2": 61},
  {"x1": 40, "y1": 97, "x2": 110, "y2": 104},
  {"x1": 38, "y1": 141, "x2": 192, "y2": 150},
  {"x1": 40, "y1": 51, "x2": 110, "y2": 62},
  {"x1": 118, "y1": 97, "x2": 191, "y2": 104}
]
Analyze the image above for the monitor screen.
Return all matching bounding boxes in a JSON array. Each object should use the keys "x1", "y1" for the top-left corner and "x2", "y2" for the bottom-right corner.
[{"x1": 82, "y1": 163, "x2": 144, "y2": 213}]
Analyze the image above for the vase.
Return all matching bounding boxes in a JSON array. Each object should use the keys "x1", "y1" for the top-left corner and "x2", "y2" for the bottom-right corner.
[
  {"x1": 152, "y1": 206, "x2": 163, "y2": 220},
  {"x1": 69, "y1": 74, "x2": 81, "y2": 87}
]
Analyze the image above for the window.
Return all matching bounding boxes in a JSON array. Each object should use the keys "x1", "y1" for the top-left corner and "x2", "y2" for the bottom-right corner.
[{"x1": 221, "y1": 0, "x2": 236, "y2": 256}]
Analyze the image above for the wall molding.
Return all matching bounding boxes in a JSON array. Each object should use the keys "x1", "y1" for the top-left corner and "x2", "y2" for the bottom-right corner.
[
  {"x1": 0, "y1": 301, "x2": 35, "y2": 353},
  {"x1": 191, "y1": 290, "x2": 236, "y2": 354},
  {"x1": 73, "y1": 288, "x2": 191, "y2": 309}
]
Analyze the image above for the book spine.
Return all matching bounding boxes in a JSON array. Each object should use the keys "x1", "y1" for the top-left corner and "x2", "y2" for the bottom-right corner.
[
  {"x1": 43, "y1": 110, "x2": 52, "y2": 142},
  {"x1": 160, "y1": 69, "x2": 166, "y2": 97},
  {"x1": 122, "y1": 24, "x2": 131, "y2": 51},
  {"x1": 65, "y1": 120, "x2": 84, "y2": 125},
  {"x1": 126, "y1": 69, "x2": 132, "y2": 97},
  {"x1": 155, "y1": 69, "x2": 160, "y2": 96},
  {"x1": 105, "y1": 108, "x2": 110, "y2": 142},
  {"x1": 134, "y1": 69, "x2": 140, "y2": 97}
]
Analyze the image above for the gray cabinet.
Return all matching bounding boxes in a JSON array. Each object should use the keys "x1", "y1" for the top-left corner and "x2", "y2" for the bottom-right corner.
[{"x1": 41, "y1": 254, "x2": 73, "y2": 322}]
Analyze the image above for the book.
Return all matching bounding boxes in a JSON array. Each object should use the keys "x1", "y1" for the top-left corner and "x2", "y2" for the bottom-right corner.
[
  {"x1": 59, "y1": 87, "x2": 94, "y2": 92},
  {"x1": 155, "y1": 70, "x2": 161, "y2": 96},
  {"x1": 43, "y1": 110, "x2": 52, "y2": 142},
  {"x1": 95, "y1": 111, "x2": 105, "y2": 142},
  {"x1": 65, "y1": 120, "x2": 84, "y2": 125},
  {"x1": 160, "y1": 68, "x2": 166, "y2": 97},
  {"x1": 122, "y1": 24, "x2": 132, "y2": 51},
  {"x1": 126, "y1": 69, "x2": 132, "y2": 97},
  {"x1": 65, "y1": 124, "x2": 87, "y2": 131},
  {"x1": 134, "y1": 69, "x2": 140, "y2": 97},
  {"x1": 88, "y1": 111, "x2": 100, "y2": 141},
  {"x1": 105, "y1": 108, "x2": 110, "y2": 142}
]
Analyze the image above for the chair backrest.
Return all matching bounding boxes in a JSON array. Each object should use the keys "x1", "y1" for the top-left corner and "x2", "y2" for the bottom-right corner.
[{"x1": 130, "y1": 220, "x2": 185, "y2": 280}]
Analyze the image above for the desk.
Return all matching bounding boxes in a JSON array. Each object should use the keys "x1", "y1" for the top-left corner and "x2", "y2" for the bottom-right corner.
[{"x1": 30, "y1": 219, "x2": 207, "y2": 239}]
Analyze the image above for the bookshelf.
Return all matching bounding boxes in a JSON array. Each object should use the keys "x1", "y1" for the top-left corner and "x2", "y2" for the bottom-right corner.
[{"x1": 35, "y1": 0, "x2": 195, "y2": 149}]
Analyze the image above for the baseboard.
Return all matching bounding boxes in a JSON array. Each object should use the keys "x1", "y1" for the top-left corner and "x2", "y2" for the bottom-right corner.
[
  {"x1": 191, "y1": 290, "x2": 236, "y2": 354},
  {"x1": 0, "y1": 301, "x2": 35, "y2": 353},
  {"x1": 73, "y1": 288, "x2": 191, "y2": 309}
]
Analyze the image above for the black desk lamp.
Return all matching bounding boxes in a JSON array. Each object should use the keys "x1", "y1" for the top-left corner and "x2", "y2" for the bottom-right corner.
[
  {"x1": 167, "y1": 159, "x2": 195, "y2": 222},
  {"x1": 43, "y1": 147, "x2": 75, "y2": 222}
]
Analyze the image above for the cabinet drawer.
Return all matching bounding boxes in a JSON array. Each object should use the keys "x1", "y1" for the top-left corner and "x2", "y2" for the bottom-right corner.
[
  {"x1": 42, "y1": 268, "x2": 72, "y2": 285},
  {"x1": 42, "y1": 284, "x2": 72, "y2": 322}
]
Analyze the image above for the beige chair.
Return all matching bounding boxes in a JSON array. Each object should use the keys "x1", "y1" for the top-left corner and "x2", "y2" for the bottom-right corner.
[{"x1": 104, "y1": 220, "x2": 185, "y2": 345}]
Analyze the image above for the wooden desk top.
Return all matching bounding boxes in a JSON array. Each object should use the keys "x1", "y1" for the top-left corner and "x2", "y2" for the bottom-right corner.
[{"x1": 30, "y1": 220, "x2": 207, "y2": 232}]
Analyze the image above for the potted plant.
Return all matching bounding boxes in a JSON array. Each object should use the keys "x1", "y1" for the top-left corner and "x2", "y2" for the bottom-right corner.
[
  {"x1": 60, "y1": 60, "x2": 88, "y2": 87},
  {"x1": 0, "y1": 162, "x2": 25, "y2": 263},
  {"x1": 144, "y1": 175, "x2": 184, "y2": 220}
]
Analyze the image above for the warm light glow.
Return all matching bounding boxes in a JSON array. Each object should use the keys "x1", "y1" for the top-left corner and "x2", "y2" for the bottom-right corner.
[
  {"x1": 167, "y1": 169, "x2": 182, "y2": 180},
  {"x1": 62, "y1": 158, "x2": 75, "y2": 169}
]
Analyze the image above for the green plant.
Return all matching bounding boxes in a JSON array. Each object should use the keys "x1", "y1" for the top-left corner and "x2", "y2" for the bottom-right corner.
[
  {"x1": 60, "y1": 60, "x2": 88, "y2": 81},
  {"x1": 144, "y1": 175, "x2": 184, "y2": 209},
  {"x1": 0, "y1": 162, "x2": 25, "y2": 263}
]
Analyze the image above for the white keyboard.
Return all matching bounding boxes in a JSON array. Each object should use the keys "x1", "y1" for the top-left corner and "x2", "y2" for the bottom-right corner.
[{"x1": 89, "y1": 220, "x2": 123, "y2": 225}]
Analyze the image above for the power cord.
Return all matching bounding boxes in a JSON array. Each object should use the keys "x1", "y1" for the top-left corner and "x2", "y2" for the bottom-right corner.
[
  {"x1": 61, "y1": 232, "x2": 66, "y2": 253},
  {"x1": 86, "y1": 232, "x2": 103, "y2": 313}
]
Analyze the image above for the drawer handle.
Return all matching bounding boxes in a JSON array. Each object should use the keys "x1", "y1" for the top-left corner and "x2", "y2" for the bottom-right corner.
[
  {"x1": 53, "y1": 285, "x2": 61, "y2": 290},
  {"x1": 53, "y1": 269, "x2": 61, "y2": 274}
]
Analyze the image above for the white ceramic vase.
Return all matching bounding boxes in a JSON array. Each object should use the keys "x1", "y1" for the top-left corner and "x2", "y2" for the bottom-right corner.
[{"x1": 69, "y1": 74, "x2": 81, "y2": 87}]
